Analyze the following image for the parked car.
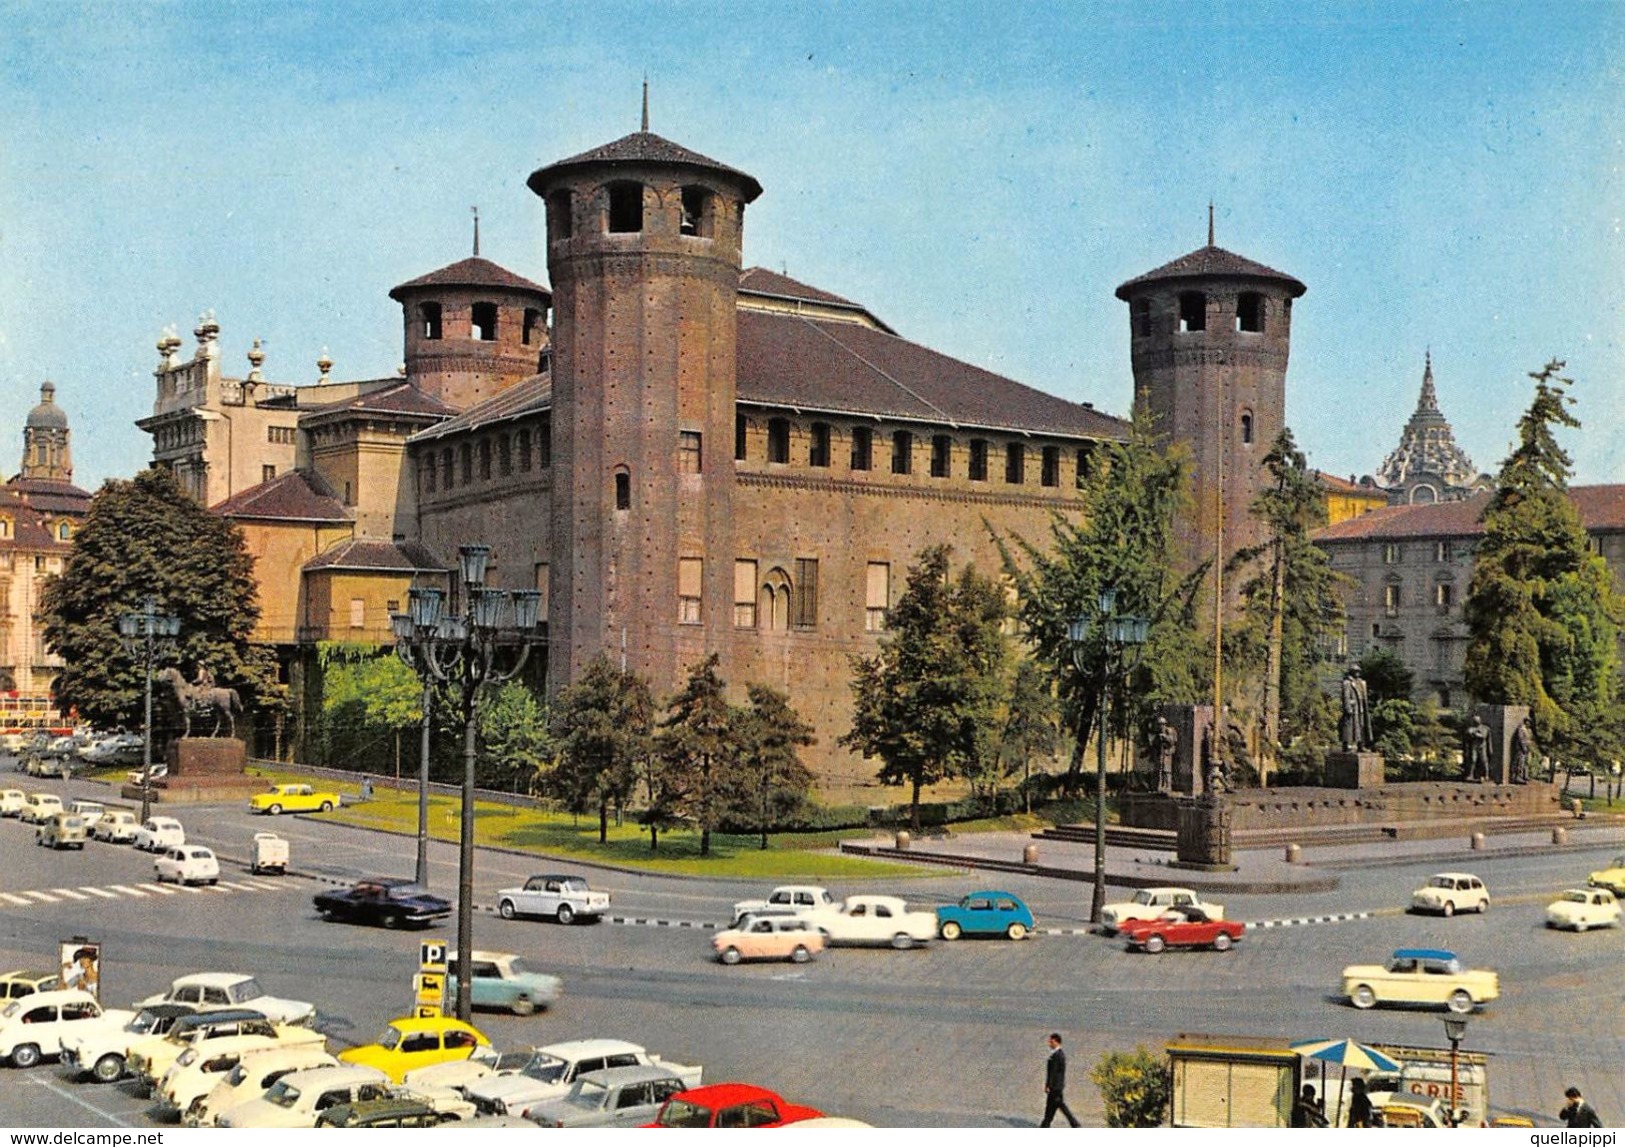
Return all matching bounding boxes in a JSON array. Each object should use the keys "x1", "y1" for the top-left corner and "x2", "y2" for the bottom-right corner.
[
  {"x1": 1410, "y1": 872, "x2": 1491, "y2": 916},
  {"x1": 0, "y1": 971, "x2": 59, "y2": 1002},
  {"x1": 1099, "y1": 887, "x2": 1226, "y2": 932},
  {"x1": 129, "y1": 1010, "x2": 317, "y2": 1092},
  {"x1": 132, "y1": 816, "x2": 186, "y2": 851},
  {"x1": 248, "y1": 783, "x2": 340, "y2": 816},
  {"x1": 1120, "y1": 905, "x2": 1246, "y2": 953},
  {"x1": 338, "y1": 1017, "x2": 491, "y2": 1082},
  {"x1": 90, "y1": 809, "x2": 141, "y2": 843},
  {"x1": 0, "y1": 789, "x2": 26, "y2": 816},
  {"x1": 217, "y1": 1064, "x2": 391, "y2": 1128},
  {"x1": 936, "y1": 890, "x2": 1035, "y2": 940},
  {"x1": 60, "y1": 1003, "x2": 198, "y2": 1083},
  {"x1": 1378, "y1": 1094, "x2": 1456, "y2": 1127},
  {"x1": 157, "y1": 1030, "x2": 305, "y2": 1120},
  {"x1": 731, "y1": 885, "x2": 836, "y2": 923},
  {"x1": 0, "y1": 989, "x2": 130, "y2": 1068},
  {"x1": 66, "y1": 800, "x2": 106, "y2": 826},
  {"x1": 1545, "y1": 887, "x2": 1622, "y2": 931},
  {"x1": 526, "y1": 1065, "x2": 689, "y2": 1127},
  {"x1": 402, "y1": 1045, "x2": 542, "y2": 1094},
  {"x1": 314, "y1": 878, "x2": 453, "y2": 929},
  {"x1": 445, "y1": 951, "x2": 561, "y2": 1016},
  {"x1": 154, "y1": 844, "x2": 221, "y2": 885},
  {"x1": 465, "y1": 1039, "x2": 702, "y2": 1119},
  {"x1": 495, "y1": 874, "x2": 610, "y2": 924},
  {"x1": 18, "y1": 792, "x2": 63, "y2": 824},
  {"x1": 314, "y1": 1096, "x2": 453, "y2": 1128},
  {"x1": 136, "y1": 972, "x2": 315, "y2": 1026},
  {"x1": 647, "y1": 1083, "x2": 822, "y2": 1127},
  {"x1": 250, "y1": 832, "x2": 289, "y2": 875},
  {"x1": 1342, "y1": 948, "x2": 1499, "y2": 1013},
  {"x1": 35, "y1": 812, "x2": 88, "y2": 850},
  {"x1": 190, "y1": 1044, "x2": 338, "y2": 1126},
  {"x1": 800, "y1": 895, "x2": 937, "y2": 949},
  {"x1": 712, "y1": 915, "x2": 825, "y2": 965},
  {"x1": 1587, "y1": 854, "x2": 1625, "y2": 896},
  {"x1": 126, "y1": 763, "x2": 168, "y2": 786}
]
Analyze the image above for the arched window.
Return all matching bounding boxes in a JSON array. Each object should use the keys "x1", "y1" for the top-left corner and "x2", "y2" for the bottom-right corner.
[
  {"x1": 441, "y1": 448, "x2": 454, "y2": 489},
  {"x1": 762, "y1": 567, "x2": 792, "y2": 632},
  {"x1": 548, "y1": 190, "x2": 573, "y2": 241},
  {"x1": 57, "y1": 522, "x2": 71, "y2": 541},
  {"x1": 680, "y1": 186, "x2": 713, "y2": 238},
  {"x1": 1178, "y1": 291, "x2": 1207, "y2": 333},
  {"x1": 614, "y1": 470, "x2": 631, "y2": 511},
  {"x1": 522, "y1": 308, "x2": 542, "y2": 346},
  {"x1": 1236, "y1": 292, "x2": 1265, "y2": 333},
  {"x1": 607, "y1": 182, "x2": 643, "y2": 233},
  {"x1": 1131, "y1": 298, "x2": 1152, "y2": 338},
  {"x1": 767, "y1": 418, "x2": 791, "y2": 464},
  {"x1": 891, "y1": 430, "x2": 913, "y2": 475},
  {"x1": 471, "y1": 303, "x2": 498, "y2": 342},
  {"x1": 1240, "y1": 411, "x2": 1254, "y2": 445},
  {"x1": 420, "y1": 302, "x2": 443, "y2": 340}
]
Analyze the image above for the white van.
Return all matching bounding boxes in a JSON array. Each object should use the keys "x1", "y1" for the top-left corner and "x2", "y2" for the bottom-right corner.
[{"x1": 193, "y1": 1044, "x2": 338, "y2": 1126}]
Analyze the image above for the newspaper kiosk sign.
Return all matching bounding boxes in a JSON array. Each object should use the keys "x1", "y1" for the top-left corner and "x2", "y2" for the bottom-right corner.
[{"x1": 415, "y1": 940, "x2": 447, "y2": 1017}]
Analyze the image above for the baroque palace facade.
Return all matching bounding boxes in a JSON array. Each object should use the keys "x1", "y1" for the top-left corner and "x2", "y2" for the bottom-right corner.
[{"x1": 141, "y1": 119, "x2": 1320, "y2": 791}]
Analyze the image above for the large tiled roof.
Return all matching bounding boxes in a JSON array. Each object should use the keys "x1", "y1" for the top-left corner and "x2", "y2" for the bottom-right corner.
[
  {"x1": 410, "y1": 374, "x2": 551, "y2": 443},
  {"x1": 303, "y1": 538, "x2": 448, "y2": 574},
  {"x1": 389, "y1": 257, "x2": 550, "y2": 302},
  {"x1": 0, "y1": 489, "x2": 70, "y2": 551},
  {"x1": 737, "y1": 310, "x2": 1126, "y2": 440},
  {"x1": 1314, "y1": 484, "x2": 1625, "y2": 543},
  {"x1": 210, "y1": 470, "x2": 351, "y2": 523},
  {"x1": 527, "y1": 131, "x2": 763, "y2": 202},
  {"x1": 302, "y1": 380, "x2": 458, "y2": 421},
  {"x1": 739, "y1": 268, "x2": 859, "y2": 308},
  {"x1": 4, "y1": 477, "x2": 92, "y2": 516},
  {"x1": 1115, "y1": 243, "x2": 1306, "y2": 299},
  {"x1": 1313, "y1": 470, "x2": 1384, "y2": 497}
]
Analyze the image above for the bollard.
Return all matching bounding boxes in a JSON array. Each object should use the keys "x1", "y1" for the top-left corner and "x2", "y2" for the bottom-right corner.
[
  {"x1": 1023, "y1": 844, "x2": 1039, "y2": 865},
  {"x1": 1570, "y1": 797, "x2": 1586, "y2": 820},
  {"x1": 1284, "y1": 843, "x2": 1301, "y2": 864},
  {"x1": 1470, "y1": 831, "x2": 1485, "y2": 850},
  {"x1": 1552, "y1": 826, "x2": 1568, "y2": 846},
  {"x1": 894, "y1": 831, "x2": 910, "y2": 850}
]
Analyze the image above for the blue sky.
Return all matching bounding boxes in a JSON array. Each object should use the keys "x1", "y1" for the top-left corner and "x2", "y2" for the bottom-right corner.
[{"x1": 1, "y1": 2, "x2": 1620, "y2": 490}]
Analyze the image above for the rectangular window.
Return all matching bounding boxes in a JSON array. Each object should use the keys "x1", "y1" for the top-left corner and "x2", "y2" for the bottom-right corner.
[
  {"x1": 1005, "y1": 443, "x2": 1025, "y2": 484},
  {"x1": 793, "y1": 558, "x2": 818, "y2": 628},
  {"x1": 678, "y1": 431, "x2": 702, "y2": 474},
  {"x1": 768, "y1": 418, "x2": 791, "y2": 464},
  {"x1": 930, "y1": 434, "x2": 951, "y2": 479},
  {"x1": 1436, "y1": 583, "x2": 1453, "y2": 609},
  {"x1": 850, "y1": 427, "x2": 873, "y2": 471},
  {"x1": 735, "y1": 413, "x2": 748, "y2": 461},
  {"x1": 479, "y1": 440, "x2": 492, "y2": 480},
  {"x1": 422, "y1": 461, "x2": 436, "y2": 493},
  {"x1": 518, "y1": 429, "x2": 532, "y2": 472},
  {"x1": 471, "y1": 301, "x2": 498, "y2": 341},
  {"x1": 969, "y1": 439, "x2": 988, "y2": 482},
  {"x1": 460, "y1": 444, "x2": 473, "y2": 485},
  {"x1": 1382, "y1": 543, "x2": 1400, "y2": 564},
  {"x1": 1384, "y1": 584, "x2": 1401, "y2": 616},
  {"x1": 891, "y1": 430, "x2": 912, "y2": 475},
  {"x1": 267, "y1": 426, "x2": 297, "y2": 445},
  {"x1": 865, "y1": 562, "x2": 890, "y2": 632},
  {"x1": 442, "y1": 449, "x2": 454, "y2": 490},
  {"x1": 678, "y1": 558, "x2": 703, "y2": 624},
  {"x1": 1435, "y1": 540, "x2": 1451, "y2": 562},
  {"x1": 262, "y1": 464, "x2": 276, "y2": 483},
  {"x1": 1076, "y1": 445, "x2": 1093, "y2": 485},
  {"x1": 809, "y1": 423, "x2": 831, "y2": 468},
  {"x1": 349, "y1": 598, "x2": 365, "y2": 629},
  {"x1": 734, "y1": 559, "x2": 758, "y2": 628},
  {"x1": 1041, "y1": 446, "x2": 1060, "y2": 488},
  {"x1": 498, "y1": 435, "x2": 512, "y2": 476}
]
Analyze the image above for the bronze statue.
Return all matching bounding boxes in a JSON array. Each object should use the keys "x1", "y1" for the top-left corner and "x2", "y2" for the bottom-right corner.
[
  {"x1": 1153, "y1": 716, "x2": 1177, "y2": 793},
  {"x1": 1510, "y1": 717, "x2": 1535, "y2": 785},
  {"x1": 160, "y1": 666, "x2": 243, "y2": 738},
  {"x1": 1463, "y1": 714, "x2": 1490, "y2": 782},
  {"x1": 1339, "y1": 665, "x2": 1373, "y2": 751}
]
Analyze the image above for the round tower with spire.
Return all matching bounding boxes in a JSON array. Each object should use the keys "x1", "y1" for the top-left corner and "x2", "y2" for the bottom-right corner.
[
  {"x1": 1116, "y1": 214, "x2": 1307, "y2": 586},
  {"x1": 22, "y1": 381, "x2": 73, "y2": 482},
  {"x1": 526, "y1": 91, "x2": 763, "y2": 688}
]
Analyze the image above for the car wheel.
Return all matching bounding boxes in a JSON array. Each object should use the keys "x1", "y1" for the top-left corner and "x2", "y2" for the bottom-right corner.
[
  {"x1": 268, "y1": 804, "x2": 282, "y2": 816},
  {"x1": 1447, "y1": 989, "x2": 1474, "y2": 1014},
  {"x1": 511, "y1": 996, "x2": 536, "y2": 1017},
  {"x1": 1442, "y1": 901, "x2": 1455, "y2": 917},
  {"x1": 1478, "y1": 898, "x2": 1489, "y2": 914},
  {"x1": 1143, "y1": 934, "x2": 1167, "y2": 954},
  {"x1": 1213, "y1": 932, "x2": 1234, "y2": 952},
  {"x1": 940, "y1": 921, "x2": 962, "y2": 941},
  {"x1": 890, "y1": 932, "x2": 914, "y2": 950},
  {"x1": 720, "y1": 946, "x2": 742, "y2": 966},
  {"x1": 1351, "y1": 984, "x2": 1377, "y2": 1009},
  {"x1": 382, "y1": 912, "x2": 401, "y2": 929},
  {"x1": 10, "y1": 1043, "x2": 41, "y2": 1069},
  {"x1": 556, "y1": 903, "x2": 575, "y2": 926},
  {"x1": 790, "y1": 944, "x2": 812, "y2": 963},
  {"x1": 208, "y1": 878, "x2": 218, "y2": 886},
  {"x1": 1006, "y1": 922, "x2": 1028, "y2": 941},
  {"x1": 91, "y1": 1053, "x2": 124, "y2": 1083},
  {"x1": 499, "y1": 900, "x2": 517, "y2": 920},
  {"x1": 319, "y1": 801, "x2": 333, "y2": 812}
]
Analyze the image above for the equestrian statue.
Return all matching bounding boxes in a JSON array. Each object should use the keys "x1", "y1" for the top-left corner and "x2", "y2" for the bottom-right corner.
[{"x1": 159, "y1": 665, "x2": 243, "y2": 738}]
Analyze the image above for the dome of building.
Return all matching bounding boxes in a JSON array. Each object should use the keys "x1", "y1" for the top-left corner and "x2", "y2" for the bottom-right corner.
[{"x1": 25, "y1": 382, "x2": 68, "y2": 430}]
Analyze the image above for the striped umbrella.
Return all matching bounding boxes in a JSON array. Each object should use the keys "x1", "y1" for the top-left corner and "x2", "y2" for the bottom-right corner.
[{"x1": 1290, "y1": 1039, "x2": 1401, "y2": 1126}]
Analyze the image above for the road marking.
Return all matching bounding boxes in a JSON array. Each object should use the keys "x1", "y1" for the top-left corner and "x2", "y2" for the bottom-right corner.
[
  {"x1": 0, "y1": 892, "x2": 32, "y2": 906},
  {"x1": 26, "y1": 1072, "x2": 134, "y2": 1127},
  {"x1": 51, "y1": 887, "x2": 91, "y2": 900},
  {"x1": 172, "y1": 884, "x2": 204, "y2": 894},
  {"x1": 80, "y1": 886, "x2": 120, "y2": 899},
  {"x1": 1245, "y1": 911, "x2": 1373, "y2": 929},
  {"x1": 109, "y1": 885, "x2": 147, "y2": 897},
  {"x1": 219, "y1": 881, "x2": 259, "y2": 891},
  {"x1": 23, "y1": 890, "x2": 58, "y2": 903},
  {"x1": 139, "y1": 883, "x2": 179, "y2": 896}
]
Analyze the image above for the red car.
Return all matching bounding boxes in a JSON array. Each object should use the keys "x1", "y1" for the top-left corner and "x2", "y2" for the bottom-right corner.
[
  {"x1": 1120, "y1": 906, "x2": 1245, "y2": 953},
  {"x1": 646, "y1": 1083, "x2": 823, "y2": 1127}
]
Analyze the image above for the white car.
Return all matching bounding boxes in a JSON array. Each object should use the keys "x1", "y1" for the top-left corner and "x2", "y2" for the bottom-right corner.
[
  {"x1": 0, "y1": 989, "x2": 132, "y2": 1068},
  {"x1": 155, "y1": 845, "x2": 221, "y2": 886},
  {"x1": 60, "y1": 1003, "x2": 198, "y2": 1083},
  {"x1": 67, "y1": 800, "x2": 107, "y2": 826},
  {"x1": 731, "y1": 885, "x2": 836, "y2": 922},
  {"x1": 465, "y1": 1039, "x2": 703, "y2": 1120},
  {"x1": 404, "y1": 1046, "x2": 542, "y2": 1094},
  {"x1": 217, "y1": 1064, "x2": 391, "y2": 1128},
  {"x1": 801, "y1": 895, "x2": 938, "y2": 949},
  {"x1": 1099, "y1": 887, "x2": 1226, "y2": 932},
  {"x1": 0, "y1": 789, "x2": 29, "y2": 816},
  {"x1": 192, "y1": 1044, "x2": 339, "y2": 1126},
  {"x1": 1411, "y1": 872, "x2": 1490, "y2": 916},
  {"x1": 18, "y1": 792, "x2": 63, "y2": 824},
  {"x1": 1545, "y1": 887, "x2": 1621, "y2": 932},
  {"x1": 90, "y1": 809, "x2": 141, "y2": 843},
  {"x1": 137, "y1": 973, "x2": 316, "y2": 1027},
  {"x1": 496, "y1": 874, "x2": 611, "y2": 924},
  {"x1": 133, "y1": 816, "x2": 186, "y2": 851}
]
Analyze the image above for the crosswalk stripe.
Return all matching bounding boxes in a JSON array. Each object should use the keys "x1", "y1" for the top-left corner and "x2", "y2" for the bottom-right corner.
[
  {"x1": 80, "y1": 887, "x2": 120, "y2": 899},
  {"x1": 139, "y1": 883, "x2": 178, "y2": 896},
  {"x1": 243, "y1": 880, "x2": 284, "y2": 891},
  {"x1": 109, "y1": 885, "x2": 147, "y2": 897},
  {"x1": 0, "y1": 877, "x2": 303, "y2": 910},
  {"x1": 52, "y1": 888, "x2": 91, "y2": 900},
  {"x1": 0, "y1": 892, "x2": 32, "y2": 906},
  {"x1": 24, "y1": 890, "x2": 59, "y2": 903},
  {"x1": 219, "y1": 881, "x2": 258, "y2": 892},
  {"x1": 173, "y1": 884, "x2": 204, "y2": 894}
]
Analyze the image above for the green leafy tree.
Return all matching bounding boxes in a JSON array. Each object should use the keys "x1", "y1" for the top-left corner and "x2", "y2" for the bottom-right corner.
[
  {"x1": 733, "y1": 684, "x2": 817, "y2": 849},
  {"x1": 840, "y1": 545, "x2": 1011, "y2": 831},
  {"x1": 1091, "y1": 1046, "x2": 1172, "y2": 1127},
  {"x1": 41, "y1": 468, "x2": 283, "y2": 735},
  {"x1": 547, "y1": 655, "x2": 653, "y2": 843},
  {"x1": 657, "y1": 654, "x2": 743, "y2": 858},
  {"x1": 998, "y1": 657, "x2": 1061, "y2": 813},
  {"x1": 314, "y1": 644, "x2": 422, "y2": 776},
  {"x1": 1463, "y1": 360, "x2": 1625, "y2": 762},
  {"x1": 1359, "y1": 647, "x2": 1415, "y2": 706},
  {"x1": 478, "y1": 681, "x2": 551, "y2": 793}
]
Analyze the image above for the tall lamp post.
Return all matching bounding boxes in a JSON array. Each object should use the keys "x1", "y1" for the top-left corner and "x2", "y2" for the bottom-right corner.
[
  {"x1": 1443, "y1": 1016, "x2": 1467, "y2": 1126},
  {"x1": 1069, "y1": 589, "x2": 1149, "y2": 924},
  {"x1": 117, "y1": 597, "x2": 180, "y2": 824},
  {"x1": 392, "y1": 601, "x2": 439, "y2": 890},
  {"x1": 391, "y1": 545, "x2": 541, "y2": 1021}
]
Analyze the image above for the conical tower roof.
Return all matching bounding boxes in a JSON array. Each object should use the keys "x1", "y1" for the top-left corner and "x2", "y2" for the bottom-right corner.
[{"x1": 1376, "y1": 353, "x2": 1480, "y2": 492}]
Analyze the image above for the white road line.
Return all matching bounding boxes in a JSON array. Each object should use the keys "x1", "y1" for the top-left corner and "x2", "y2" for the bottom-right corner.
[
  {"x1": 109, "y1": 885, "x2": 148, "y2": 897},
  {"x1": 26, "y1": 1072, "x2": 135, "y2": 1126},
  {"x1": 0, "y1": 892, "x2": 33, "y2": 906},
  {"x1": 244, "y1": 879, "x2": 285, "y2": 890},
  {"x1": 80, "y1": 886, "x2": 120, "y2": 899},
  {"x1": 173, "y1": 884, "x2": 204, "y2": 894},
  {"x1": 23, "y1": 890, "x2": 59, "y2": 903},
  {"x1": 219, "y1": 881, "x2": 259, "y2": 891},
  {"x1": 51, "y1": 887, "x2": 91, "y2": 900},
  {"x1": 139, "y1": 883, "x2": 178, "y2": 896}
]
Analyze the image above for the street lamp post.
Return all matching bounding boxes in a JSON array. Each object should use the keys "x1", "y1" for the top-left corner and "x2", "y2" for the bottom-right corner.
[
  {"x1": 1069, "y1": 589, "x2": 1150, "y2": 924},
  {"x1": 117, "y1": 597, "x2": 180, "y2": 824},
  {"x1": 392, "y1": 603, "x2": 438, "y2": 890},
  {"x1": 391, "y1": 545, "x2": 541, "y2": 1022},
  {"x1": 1443, "y1": 1016, "x2": 1467, "y2": 1126}
]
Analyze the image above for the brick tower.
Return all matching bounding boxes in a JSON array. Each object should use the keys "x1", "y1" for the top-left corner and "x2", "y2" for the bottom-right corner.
[
  {"x1": 1116, "y1": 221, "x2": 1306, "y2": 593},
  {"x1": 527, "y1": 120, "x2": 762, "y2": 691}
]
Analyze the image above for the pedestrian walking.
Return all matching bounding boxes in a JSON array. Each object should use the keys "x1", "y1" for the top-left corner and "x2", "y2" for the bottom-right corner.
[
  {"x1": 1347, "y1": 1078, "x2": 1373, "y2": 1127},
  {"x1": 359, "y1": 777, "x2": 374, "y2": 802},
  {"x1": 1292, "y1": 1085, "x2": 1328, "y2": 1128},
  {"x1": 1559, "y1": 1087, "x2": 1603, "y2": 1128},
  {"x1": 1041, "y1": 1033, "x2": 1080, "y2": 1127}
]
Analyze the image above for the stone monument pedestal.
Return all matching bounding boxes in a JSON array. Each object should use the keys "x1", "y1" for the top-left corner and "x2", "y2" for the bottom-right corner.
[
  {"x1": 169, "y1": 737, "x2": 247, "y2": 776},
  {"x1": 120, "y1": 737, "x2": 260, "y2": 805},
  {"x1": 1325, "y1": 750, "x2": 1385, "y2": 789},
  {"x1": 1173, "y1": 795, "x2": 1235, "y2": 871}
]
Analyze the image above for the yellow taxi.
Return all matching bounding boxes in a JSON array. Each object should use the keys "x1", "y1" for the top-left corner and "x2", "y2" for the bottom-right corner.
[
  {"x1": 338, "y1": 1016, "x2": 489, "y2": 1082},
  {"x1": 249, "y1": 783, "x2": 341, "y2": 816},
  {"x1": 1587, "y1": 854, "x2": 1625, "y2": 896}
]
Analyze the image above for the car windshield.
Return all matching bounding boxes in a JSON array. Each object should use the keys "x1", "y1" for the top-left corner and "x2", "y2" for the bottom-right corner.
[
  {"x1": 520, "y1": 1054, "x2": 568, "y2": 1084},
  {"x1": 128, "y1": 1009, "x2": 167, "y2": 1034},
  {"x1": 1426, "y1": 876, "x2": 1455, "y2": 889},
  {"x1": 378, "y1": 1027, "x2": 403, "y2": 1051},
  {"x1": 265, "y1": 1080, "x2": 302, "y2": 1108},
  {"x1": 1562, "y1": 891, "x2": 1589, "y2": 904},
  {"x1": 506, "y1": 957, "x2": 531, "y2": 976},
  {"x1": 560, "y1": 878, "x2": 588, "y2": 891},
  {"x1": 388, "y1": 885, "x2": 429, "y2": 900},
  {"x1": 227, "y1": 1063, "x2": 250, "y2": 1086},
  {"x1": 573, "y1": 1078, "x2": 611, "y2": 1105},
  {"x1": 658, "y1": 1100, "x2": 714, "y2": 1127},
  {"x1": 227, "y1": 980, "x2": 264, "y2": 1004},
  {"x1": 1131, "y1": 890, "x2": 1157, "y2": 906}
]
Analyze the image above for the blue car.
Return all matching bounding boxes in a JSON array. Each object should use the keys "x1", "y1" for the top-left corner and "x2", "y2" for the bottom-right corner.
[{"x1": 936, "y1": 891, "x2": 1035, "y2": 940}]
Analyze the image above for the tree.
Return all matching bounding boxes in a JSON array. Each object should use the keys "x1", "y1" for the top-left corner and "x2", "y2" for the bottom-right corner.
[
  {"x1": 547, "y1": 655, "x2": 652, "y2": 843},
  {"x1": 41, "y1": 468, "x2": 282, "y2": 734},
  {"x1": 1091, "y1": 1046, "x2": 1171, "y2": 1127},
  {"x1": 477, "y1": 681, "x2": 551, "y2": 794},
  {"x1": 656, "y1": 654, "x2": 742, "y2": 858},
  {"x1": 997, "y1": 657, "x2": 1061, "y2": 813},
  {"x1": 734, "y1": 684, "x2": 817, "y2": 849},
  {"x1": 840, "y1": 545, "x2": 1011, "y2": 831},
  {"x1": 1359, "y1": 647, "x2": 1415, "y2": 706},
  {"x1": 1463, "y1": 360, "x2": 1625, "y2": 762},
  {"x1": 314, "y1": 644, "x2": 422, "y2": 777}
]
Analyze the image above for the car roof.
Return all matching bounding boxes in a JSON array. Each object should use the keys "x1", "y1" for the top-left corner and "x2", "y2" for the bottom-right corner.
[
  {"x1": 139, "y1": 1003, "x2": 199, "y2": 1019},
  {"x1": 5, "y1": 988, "x2": 98, "y2": 1005},
  {"x1": 447, "y1": 951, "x2": 516, "y2": 962},
  {"x1": 670, "y1": 1082, "x2": 781, "y2": 1104},
  {"x1": 539, "y1": 1038, "x2": 644, "y2": 1058},
  {"x1": 1392, "y1": 948, "x2": 1458, "y2": 961},
  {"x1": 1427, "y1": 872, "x2": 1481, "y2": 880},
  {"x1": 0, "y1": 970, "x2": 57, "y2": 983},
  {"x1": 386, "y1": 1015, "x2": 484, "y2": 1036},
  {"x1": 171, "y1": 972, "x2": 253, "y2": 987},
  {"x1": 362, "y1": 877, "x2": 421, "y2": 888},
  {"x1": 282, "y1": 1064, "x2": 388, "y2": 1087},
  {"x1": 962, "y1": 890, "x2": 1023, "y2": 899},
  {"x1": 173, "y1": 1008, "x2": 267, "y2": 1030},
  {"x1": 529, "y1": 873, "x2": 584, "y2": 881},
  {"x1": 577, "y1": 1064, "x2": 684, "y2": 1087}
]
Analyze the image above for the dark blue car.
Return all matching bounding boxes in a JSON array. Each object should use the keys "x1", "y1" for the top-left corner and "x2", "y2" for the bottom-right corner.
[{"x1": 936, "y1": 891, "x2": 1035, "y2": 940}]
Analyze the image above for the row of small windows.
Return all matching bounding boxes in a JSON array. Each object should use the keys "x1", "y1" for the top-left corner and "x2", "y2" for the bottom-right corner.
[
  {"x1": 418, "y1": 302, "x2": 546, "y2": 345},
  {"x1": 1382, "y1": 541, "x2": 1455, "y2": 564},
  {"x1": 420, "y1": 421, "x2": 551, "y2": 494},
  {"x1": 675, "y1": 557, "x2": 891, "y2": 632},
  {"x1": 1380, "y1": 581, "x2": 1454, "y2": 615},
  {"x1": 267, "y1": 426, "x2": 297, "y2": 445},
  {"x1": 0, "y1": 518, "x2": 70, "y2": 542},
  {"x1": 1130, "y1": 291, "x2": 1277, "y2": 337},
  {"x1": 547, "y1": 183, "x2": 719, "y2": 241},
  {"x1": 744, "y1": 416, "x2": 1085, "y2": 488}
]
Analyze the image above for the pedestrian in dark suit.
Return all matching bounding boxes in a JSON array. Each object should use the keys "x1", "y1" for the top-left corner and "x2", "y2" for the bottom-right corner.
[
  {"x1": 1042, "y1": 1032, "x2": 1080, "y2": 1127},
  {"x1": 1560, "y1": 1086, "x2": 1604, "y2": 1127}
]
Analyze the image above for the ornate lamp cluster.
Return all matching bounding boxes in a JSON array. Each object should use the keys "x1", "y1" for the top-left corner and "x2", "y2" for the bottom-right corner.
[
  {"x1": 390, "y1": 544, "x2": 542, "y2": 1022},
  {"x1": 117, "y1": 597, "x2": 181, "y2": 823},
  {"x1": 1068, "y1": 588, "x2": 1150, "y2": 924}
]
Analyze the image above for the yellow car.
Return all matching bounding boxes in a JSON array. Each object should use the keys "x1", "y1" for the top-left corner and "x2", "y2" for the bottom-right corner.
[
  {"x1": 1587, "y1": 854, "x2": 1625, "y2": 896},
  {"x1": 1342, "y1": 948, "x2": 1499, "y2": 1014},
  {"x1": 249, "y1": 784, "x2": 340, "y2": 816},
  {"x1": 338, "y1": 1017, "x2": 490, "y2": 1082}
]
